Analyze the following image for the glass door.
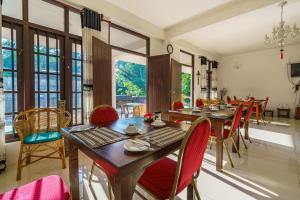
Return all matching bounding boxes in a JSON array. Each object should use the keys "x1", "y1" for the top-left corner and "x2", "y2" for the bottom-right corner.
[
  {"x1": 1, "y1": 23, "x2": 22, "y2": 136},
  {"x1": 33, "y1": 30, "x2": 64, "y2": 108}
]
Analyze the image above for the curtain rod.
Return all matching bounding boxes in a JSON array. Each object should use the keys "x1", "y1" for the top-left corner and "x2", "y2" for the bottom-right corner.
[{"x1": 45, "y1": 0, "x2": 111, "y2": 22}]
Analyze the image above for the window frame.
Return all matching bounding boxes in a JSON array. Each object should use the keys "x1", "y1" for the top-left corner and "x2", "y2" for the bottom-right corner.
[{"x1": 2, "y1": 22, "x2": 24, "y2": 140}]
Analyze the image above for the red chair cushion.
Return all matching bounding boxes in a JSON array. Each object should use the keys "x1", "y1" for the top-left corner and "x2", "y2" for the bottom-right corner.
[
  {"x1": 211, "y1": 129, "x2": 230, "y2": 139},
  {"x1": 90, "y1": 106, "x2": 119, "y2": 125},
  {"x1": 172, "y1": 102, "x2": 184, "y2": 111},
  {"x1": 0, "y1": 175, "x2": 69, "y2": 200},
  {"x1": 138, "y1": 157, "x2": 180, "y2": 199}
]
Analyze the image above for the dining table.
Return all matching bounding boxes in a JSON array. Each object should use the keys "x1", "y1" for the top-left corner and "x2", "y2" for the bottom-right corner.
[
  {"x1": 61, "y1": 117, "x2": 194, "y2": 200},
  {"x1": 162, "y1": 107, "x2": 237, "y2": 171}
]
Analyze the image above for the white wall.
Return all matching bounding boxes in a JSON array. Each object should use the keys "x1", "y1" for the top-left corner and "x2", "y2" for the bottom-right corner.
[{"x1": 218, "y1": 44, "x2": 300, "y2": 117}]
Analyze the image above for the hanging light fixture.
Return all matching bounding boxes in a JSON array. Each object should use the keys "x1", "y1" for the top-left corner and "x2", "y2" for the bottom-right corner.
[{"x1": 264, "y1": 0, "x2": 300, "y2": 59}]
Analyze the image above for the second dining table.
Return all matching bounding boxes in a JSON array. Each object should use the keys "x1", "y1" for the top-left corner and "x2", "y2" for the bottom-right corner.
[
  {"x1": 62, "y1": 117, "x2": 193, "y2": 200},
  {"x1": 162, "y1": 107, "x2": 237, "y2": 171}
]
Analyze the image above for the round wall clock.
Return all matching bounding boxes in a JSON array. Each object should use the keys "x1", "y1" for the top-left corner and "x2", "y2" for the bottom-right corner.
[{"x1": 167, "y1": 44, "x2": 173, "y2": 54}]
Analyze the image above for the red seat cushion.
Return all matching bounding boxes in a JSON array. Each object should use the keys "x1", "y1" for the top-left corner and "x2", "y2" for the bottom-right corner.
[
  {"x1": 0, "y1": 175, "x2": 69, "y2": 200},
  {"x1": 138, "y1": 157, "x2": 185, "y2": 199},
  {"x1": 211, "y1": 129, "x2": 230, "y2": 139}
]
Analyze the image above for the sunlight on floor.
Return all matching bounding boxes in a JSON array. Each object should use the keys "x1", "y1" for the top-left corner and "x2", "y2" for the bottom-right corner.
[{"x1": 249, "y1": 128, "x2": 294, "y2": 148}]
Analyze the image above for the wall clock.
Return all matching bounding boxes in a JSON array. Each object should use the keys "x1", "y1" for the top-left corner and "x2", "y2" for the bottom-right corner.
[{"x1": 167, "y1": 44, "x2": 173, "y2": 54}]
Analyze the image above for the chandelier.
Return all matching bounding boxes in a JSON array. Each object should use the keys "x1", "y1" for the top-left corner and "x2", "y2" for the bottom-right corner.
[{"x1": 264, "y1": 0, "x2": 300, "y2": 59}]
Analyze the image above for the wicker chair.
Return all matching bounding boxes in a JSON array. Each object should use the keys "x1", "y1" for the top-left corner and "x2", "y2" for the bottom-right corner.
[{"x1": 14, "y1": 108, "x2": 71, "y2": 180}]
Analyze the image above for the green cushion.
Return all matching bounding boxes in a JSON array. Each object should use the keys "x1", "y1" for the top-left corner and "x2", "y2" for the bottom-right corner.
[{"x1": 23, "y1": 131, "x2": 62, "y2": 144}]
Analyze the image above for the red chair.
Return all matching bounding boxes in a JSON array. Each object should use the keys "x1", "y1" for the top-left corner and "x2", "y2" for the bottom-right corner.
[
  {"x1": 210, "y1": 104, "x2": 244, "y2": 168},
  {"x1": 226, "y1": 96, "x2": 232, "y2": 103},
  {"x1": 89, "y1": 104, "x2": 119, "y2": 200},
  {"x1": 172, "y1": 101, "x2": 184, "y2": 111},
  {"x1": 90, "y1": 104, "x2": 119, "y2": 125},
  {"x1": 136, "y1": 117, "x2": 211, "y2": 200},
  {"x1": 196, "y1": 98, "x2": 204, "y2": 107},
  {"x1": 172, "y1": 101, "x2": 185, "y2": 123},
  {"x1": 0, "y1": 175, "x2": 69, "y2": 200}
]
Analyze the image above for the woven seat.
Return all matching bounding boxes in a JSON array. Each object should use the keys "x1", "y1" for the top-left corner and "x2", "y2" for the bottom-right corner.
[{"x1": 23, "y1": 131, "x2": 62, "y2": 144}]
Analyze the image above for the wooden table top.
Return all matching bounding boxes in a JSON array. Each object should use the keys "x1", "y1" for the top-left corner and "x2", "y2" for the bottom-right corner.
[
  {"x1": 61, "y1": 117, "x2": 190, "y2": 174},
  {"x1": 166, "y1": 107, "x2": 236, "y2": 120}
]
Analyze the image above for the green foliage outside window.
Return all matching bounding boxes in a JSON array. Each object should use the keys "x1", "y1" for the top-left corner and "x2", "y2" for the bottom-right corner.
[
  {"x1": 181, "y1": 72, "x2": 191, "y2": 105},
  {"x1": 115, "y1": 60, "x2": 146, "y2": 97}
]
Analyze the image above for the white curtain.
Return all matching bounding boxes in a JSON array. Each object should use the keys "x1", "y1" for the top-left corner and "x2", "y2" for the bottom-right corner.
[
  {"x1": 200, "y1": 56, "x2": 208, "y2": 99},
  {"x1": 81, "y1": 9, "x2": 102, "y2": 124},
  {"x1": 211, "y1": 61, "x2": 218, "y2": 99},
  {"x1": 82, "y1": 28, "x2": 101, "y2": 124},
  {"x1": 0, "y1": 0, "x2": 6, "y2": 173}
]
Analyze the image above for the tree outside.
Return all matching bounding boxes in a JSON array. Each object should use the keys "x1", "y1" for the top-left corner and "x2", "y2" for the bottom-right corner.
[
  {"x1": 115, "y1": 60, "x2": 146, "y2": 97},
  {"x1": 181, "y1": 72, "x2": 192, "y2": 106}
]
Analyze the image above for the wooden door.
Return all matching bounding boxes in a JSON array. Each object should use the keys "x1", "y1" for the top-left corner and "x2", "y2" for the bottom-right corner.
[
  {"x1": 171, "y1": 59, "x2": 182, "y2": 104},
  {"x1": 147, "y1": 54, "x2": 171, "y2": 113},
  {"x1": 92, "y1": 37, "x2": 112, "y2": 106}
]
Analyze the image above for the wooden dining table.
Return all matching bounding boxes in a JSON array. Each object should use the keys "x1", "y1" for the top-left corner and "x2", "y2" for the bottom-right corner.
[
  {"x1": 61, "y1": 117, "x2": 193, "y2": 200},
  {"x1": 162, "y1": 107, "x2": 237, "y2": 171}
]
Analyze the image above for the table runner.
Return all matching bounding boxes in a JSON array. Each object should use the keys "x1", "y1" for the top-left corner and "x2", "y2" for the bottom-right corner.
[
  {"x1": 137, "y1": 127, "x2": 185, "y2": 147},
  {"x1": 73, "y1": 127, "x2": 128, "y2": 148}
]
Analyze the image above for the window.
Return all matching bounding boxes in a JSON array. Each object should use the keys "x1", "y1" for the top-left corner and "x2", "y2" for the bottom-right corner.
[
  {"x1": 180, "y1": 50, "x2": 194, "y2": 107},
  {"x1": 71, "y1": 40, "x2": 83, "y2": 125},
  {"x1": 2, "y1": 0, "x2": 23, "y2": 20},
  {"x1": 29, "y1": 0, "x2": 65, "y2": 31},
  {"x1": 1, "y1": 24, "x2": 22, "y2": 136},
  {"x1": 34, "y1": 31, "x2": 63, "y2": 108}
]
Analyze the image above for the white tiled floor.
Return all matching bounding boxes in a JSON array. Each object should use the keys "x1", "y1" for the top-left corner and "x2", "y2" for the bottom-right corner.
[{"x1": 0, "y1": 117, "x2": 300, "y2": 200}]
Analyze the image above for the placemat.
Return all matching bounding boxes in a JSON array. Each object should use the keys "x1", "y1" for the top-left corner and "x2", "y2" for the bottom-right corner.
[
  {"x1": 136, "y1": 127, "x2": 186, "y2": 147},
  {"x1": 73, "y1": 127, "x2": 128, "y2": 148}
]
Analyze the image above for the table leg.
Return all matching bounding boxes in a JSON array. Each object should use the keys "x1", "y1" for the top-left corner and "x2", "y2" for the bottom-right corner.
[
  {"x1": 187, "y1": 184, "x2": 194, "y2": 200},
  {"x1": 212, "y1": 119, "x2": 224, "y2": 171},
  {"x1": 232, "y1": 126, "x2": 240, "y2": 153},
  {"x1": 216, "y1": 138, "x2": 223, "y2": 171},
  {"x1": 256, "y1": 105, "x2": 260, "y2": 124},
  {"x1": 69, "y1": 142, "x2": 79, "y2": 200},
  {"x1": 110, "y1": 171, "x2": 143, "y2": 200}
]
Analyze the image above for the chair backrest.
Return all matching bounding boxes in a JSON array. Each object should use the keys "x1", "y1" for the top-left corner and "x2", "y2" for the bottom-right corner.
[
  {"x1": 90, "y1": 105, "x2": 119, "y2": 126},
  {"x1": 196, "y1": 99, "x2": 204, "y2": 107},
  {"x1": 14, "y1": 108, "x2": 71, "y2": 140},
  {"x1": 172, "y1": 101, "x2": 184, "y2": 111},
  {"x1": 244, "y1": 101, "x2": 254, "y2": 124},
  {"x1": 132, "y1": 105, "x2": 146, "y2": 116},
  {"x1": 262, "y1": 97, "x2": 269, "y2": 112},
  {"x1": 228, "y1": 104, "x2": 244, "y2": 138},
  {"x1": 226, "y1": 96, "x2": 231, "y2": 103},
  {"x1": 234, "y1": 96, "x2": 237, "y2": 100},
  {"x1": 170, "y1": 117, "x2": 211, "y2": 197}
]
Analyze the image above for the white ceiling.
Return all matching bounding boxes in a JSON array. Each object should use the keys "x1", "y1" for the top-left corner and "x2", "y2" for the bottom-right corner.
[
  {"x1": 105, "y1": 0, "x2": 233, "y2": 28},
  {"x1": 178, "y1": 0, "x2": 300, "y2": 56}
]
